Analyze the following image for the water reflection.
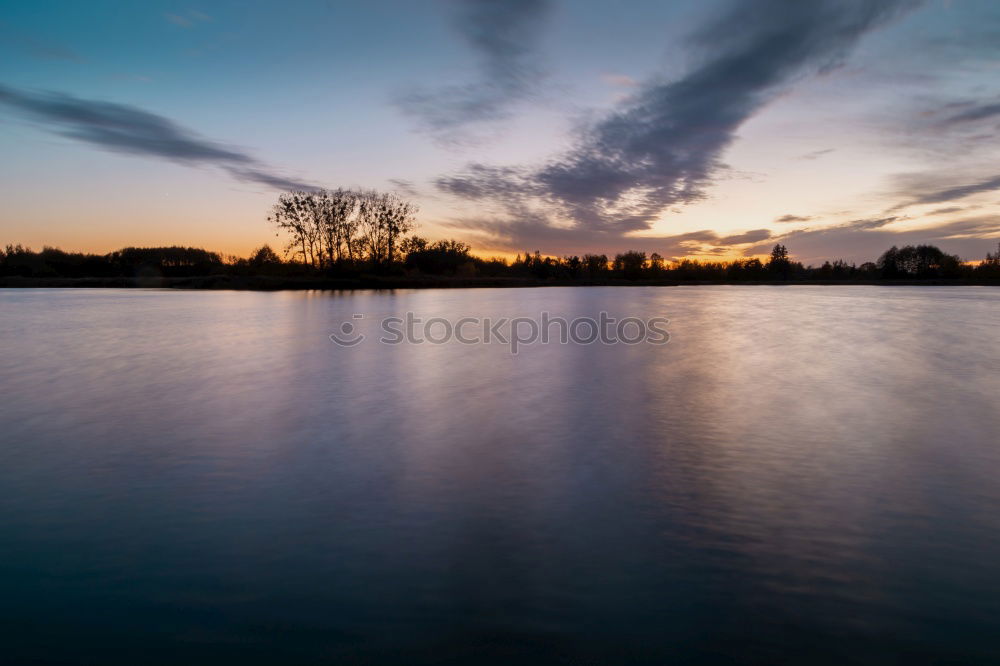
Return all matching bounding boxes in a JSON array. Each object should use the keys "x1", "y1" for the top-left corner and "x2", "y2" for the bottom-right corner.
[{"x1": 1, "y1": 286, "x2": 999, "y2": 664}]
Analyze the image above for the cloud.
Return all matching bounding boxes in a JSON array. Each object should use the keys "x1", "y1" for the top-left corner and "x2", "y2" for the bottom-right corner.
[
  {"x1": 799, "y1": 148, "x2": 835, "y2": 160},
  {"x1": 223, "y1": 167, "x2": 318, "y2": 192},
  {"x1": 719, "y1": 228, "x2": 773, "y2": 245},
  {"x1": 25, "y1": 43, "x2": 84, "y2": 62},
  {"x1": 927, "y1": 206, "x2": 964, "y2": 215},
  {"x1": 438, "y1": 0, "x2": 921, "y2": 244},
  {"x1": 843, "y1": 216, "x2": 898, "y2": 230},
  {"x1": 443, "y1": 210, "x2": 772, "y2": 257},
  {"x1": 941, "y1": 101, "x2": 1000, "y2": 126},
  {"x1": 388, "y1": 178, "x2": 420, "y2": 197},
  {"x1": 0, "y1": 84, "x2": 315, "y2": 191},
  {"x1": 891, "y1": 174, "x2": 1000, "y2": 210},
  {"x1": 601, "y1": 73, "x2": 639, "y2": 88},
  {"x1": 397, "y1": 0, "x2": 552, "y2": 142},
  {"x1": 0, "y1": 23, "x2": 85, "y2": 62},
  {"x1": 775, "y1": 214, "x2": 813, "y2": 223},
  {"x1": 436, "y1": 163, "x2": 540, "y2": 203},
  {"x1": 164, "y1": 11, "x2": 211, "y2": 28}
]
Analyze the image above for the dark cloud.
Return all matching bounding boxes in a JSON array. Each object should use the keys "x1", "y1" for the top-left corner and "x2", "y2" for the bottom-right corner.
[
  {"x1": 0, "y1": 84, "x2": 316, "y2": 191},
  {"x1": 397, "y1": 0, "x2": 552, "y2": 141},
  {"x1": 719, "y1": 228, "x2": 773, "y2": 245},
  {"x1": 436, "y1": 163, "x2": 540, "y2": 203},
  {"x1": 775, "y1": 214, "x2": 813, "y2": 223},
  {"x1": 439, "y1": 0, "x2": 920, "y2": 242}
]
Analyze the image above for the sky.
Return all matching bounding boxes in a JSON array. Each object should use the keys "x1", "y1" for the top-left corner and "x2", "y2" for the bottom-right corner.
[{"x1": 1, "y1": 0, "x2": 1000, "y2": 265}]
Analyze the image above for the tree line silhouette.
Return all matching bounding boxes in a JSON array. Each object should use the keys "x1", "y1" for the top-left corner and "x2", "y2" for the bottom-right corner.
[
  {"x1": 4, "y1": 239, "x2": 998, "y2": 283},
  {"x1": 2, "y1": 187, "x2": 998, "y2": 283}
]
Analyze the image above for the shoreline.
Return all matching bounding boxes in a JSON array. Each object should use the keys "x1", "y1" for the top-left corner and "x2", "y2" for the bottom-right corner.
[{"x1": 1, "y1": 275, "x2": 997, "y2": 290}]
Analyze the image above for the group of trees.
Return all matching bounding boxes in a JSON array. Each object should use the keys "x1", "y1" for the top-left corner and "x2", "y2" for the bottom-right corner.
[
  {"x1": 876, "y1": 244, "x2": 964, "y2": 278},
  {"x1": 268, "y1": 188, "x2": 416, "y2": 269},
  {"x1": 0, "y1": 244, "x2": 227, "y2": 278}
]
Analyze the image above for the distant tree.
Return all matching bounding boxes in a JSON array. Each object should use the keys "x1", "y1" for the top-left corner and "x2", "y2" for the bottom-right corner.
[
  {"x1": 379, "y1": 192, "x2": 417, "y2": 265},
  {"x1": 582, "y1": 254, "x2": 608, "y2": 279},
  {"x1": 525, "y1": 251, "x2": 556, "y2": 279},
  {"x1": 726, "y1": 257, "x2": 765, "y2": 281},
  {"x1": 986, "y1": 242, "x2": 1000, "y2": 266},
  {"x1": 978, "y1": 242, "x2": 1000, "y2": 277},
  {"x1": 1, "y1": 244, "x2": 44, "y2": 277},
  {"x1": 356, "y1": 190, "x2": 417, "y2": 267},
  {"x1": 613, "y1": 250, "x2": 647, "y2": 280},
  {"x1": 830, "y1": 259, "x2": 853, "y2": 278},
  {"x1": 563, "y1": 255, "x2": 582, "y2": 278},
  {"x1": 316, "y1": 188, "x2": 359, "y2": 264},
  {"x1": 877, "y1": 245, "x2": 900, "y2": 278},
  {"x1": 249, "y1": 245, "x2": 282, "y2": 267},
  {"x1": 476, "y1": 256, "x2": 510, "y2": 277},
  {"x1": 268, "y1": 191, "x2": 322, "y2": 267},
  {"x1": 648, "y1": 252, "x2": 665, "y2": 277},
  {"x1": 767, "y1": 243, "x2": 791, "y2": 278},
  {"x1": 108, "y1": 246, "x2": 224, "y2": 277},
  {"x1": 404, "y1": 239, "x2": 473, "y2": 274},
  {"x1": 879, "y1": 244, "x2": 961, "y2": 278},
  {"x1": 400, "y1": 236, "x2": 429, "y2": 256}
]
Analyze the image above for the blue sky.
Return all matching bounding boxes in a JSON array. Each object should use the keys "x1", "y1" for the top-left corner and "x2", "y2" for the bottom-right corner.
[{"x1": 1, "y1": 0, "x2": 999, "y2": 264}]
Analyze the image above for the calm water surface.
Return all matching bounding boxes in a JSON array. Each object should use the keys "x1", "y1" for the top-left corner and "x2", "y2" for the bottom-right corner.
[{"x1": 1, "y1": 286, "x2": 999, "y2": 664}]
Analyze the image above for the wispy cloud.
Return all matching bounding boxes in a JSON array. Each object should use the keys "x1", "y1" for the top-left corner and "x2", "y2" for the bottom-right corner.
[
  {"x1": 775, "y1": 214, "x2": 813, "y2": 223},
  {"x1": 388, "y1": 178, "x2": 420, "y2": 197},
  {"x1": 396, "y1": 0, "x2": 552, "y2": 143},
  {"x1": 601, "y1": 73, "x2": 639, "y2": 88},
  {"x1": 438, "y1": 0, "x2": 921, "y2": 247},
  {"x1": 799, "y1": 148, "x2": 835, "y2": 160},
  {"x1": 927, "y1": 206, "x2": 965, "y2": 215},
  {"x1": 0, "y1": 22, "x2": 85, "y2": 62},
  {"x1": 0, "y1": 84, "x2": 315, "y2": 191},
  {"x1": 891, "y1": 174, "x2": 1000, "y2": 210},
  {"x1": 164, "y1": 10, "x2": 211, "y2": 29},
  {"x1": 940, "y1": 101, "x2": 1000, "y2": 126}
]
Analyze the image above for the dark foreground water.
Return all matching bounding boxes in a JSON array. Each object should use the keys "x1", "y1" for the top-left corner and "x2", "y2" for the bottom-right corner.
[{"x1": 1, "y1": 286, "x2": 999, "y2": 664}]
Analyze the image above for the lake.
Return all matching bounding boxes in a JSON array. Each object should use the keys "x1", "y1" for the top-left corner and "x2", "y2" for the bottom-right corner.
[{"x1": 1, "y1": 286, "x2": 999, "y2": 664}]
